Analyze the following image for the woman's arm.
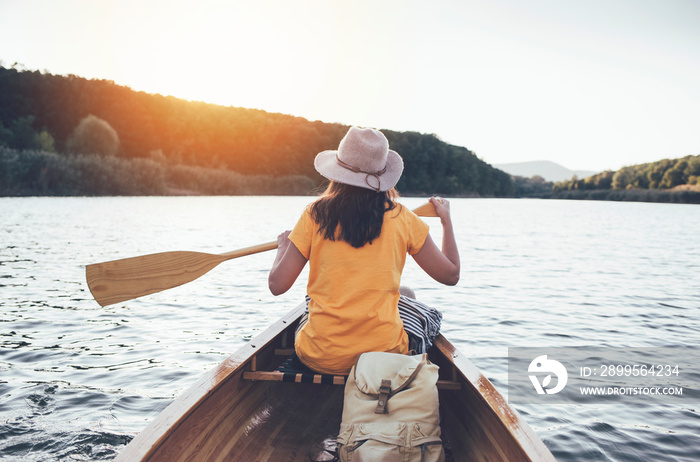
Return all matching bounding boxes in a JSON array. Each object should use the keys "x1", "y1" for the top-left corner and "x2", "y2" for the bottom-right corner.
[
  {"x1": 268, "y1": 230, "x2": 308, "y2": 295},
  {"x1": 411, "y1": 197, "x2": 460, "y2": 286}
]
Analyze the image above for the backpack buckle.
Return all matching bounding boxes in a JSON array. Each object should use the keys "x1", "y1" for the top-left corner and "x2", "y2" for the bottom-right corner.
[{"x1": 375, "y1": 379, "x2": 392, "y2": 414}]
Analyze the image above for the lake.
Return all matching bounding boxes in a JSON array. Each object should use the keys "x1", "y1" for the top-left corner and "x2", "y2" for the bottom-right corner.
[{"x1": 1, "y1": 196, "x2": 698, "y2": 461}]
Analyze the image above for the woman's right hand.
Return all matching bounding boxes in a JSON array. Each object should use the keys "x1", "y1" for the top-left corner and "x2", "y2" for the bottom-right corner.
[{"x1": 429, "y1": 196, "x2": 452, "y2": 225}]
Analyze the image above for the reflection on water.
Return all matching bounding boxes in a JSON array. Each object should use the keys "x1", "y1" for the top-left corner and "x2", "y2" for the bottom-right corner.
[{"x1": 0, "y1": 197, "x2": 699, "y2": 461}]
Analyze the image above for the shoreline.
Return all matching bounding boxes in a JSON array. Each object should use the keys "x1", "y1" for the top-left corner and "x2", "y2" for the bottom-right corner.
[
  {"x1": 533, "y1": 188, "x2": 700, "y2": 204},
  {"x1": 2, "y1": 190, "x2": 699, "y2": 204}
]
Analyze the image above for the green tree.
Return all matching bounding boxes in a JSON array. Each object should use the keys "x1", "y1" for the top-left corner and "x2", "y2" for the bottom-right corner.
[
  {"x1": 684, "y1": 156, "x2": 700, "y2": 179},
  {"x1": 9, "y1": 116, "x2": 39, "y2": 150},
  {"x1": 34, "y1": 129, "x2": 55, "y2": 152},
  {"x1": 660, "y1": 161, "x2": 687, "y2": 188},
  {"x1": 67, "y1": 114, "x2": 120, "y2": 156},
  {"x1": 594, "y1": 170, "x2": 614, "y2": 189},
  {"x1": 629, "y1": 170, "x2": 649, "y2": 189},
  {"x1": 0, "y1": 122, "x2": 12, "y2": 147},
  {"x1": 0, "y1": 116, "x2": 54, "y2": 151},
  {"x1": 612, "y1": 167, "x2": 633, "y2": 190},
  {"x1": 647, "y1": 164, "x2": 666, "y2": 189}
]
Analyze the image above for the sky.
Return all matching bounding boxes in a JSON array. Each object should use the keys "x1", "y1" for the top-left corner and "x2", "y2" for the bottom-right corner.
[{"x1": 1, "y1": 0, "x2": 699, "y2": 172}]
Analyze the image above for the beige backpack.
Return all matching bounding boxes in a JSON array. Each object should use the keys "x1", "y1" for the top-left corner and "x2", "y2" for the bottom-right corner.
[{"x1": 336, "y1": 352, "x2": 445, "y2": 462}]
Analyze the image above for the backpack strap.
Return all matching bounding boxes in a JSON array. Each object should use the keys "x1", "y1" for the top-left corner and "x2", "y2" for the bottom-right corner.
[
  {"x1": 373, "y1": 357, "x2": 426, "y2": 414},
  {"x1": 375, "y1": 379, "x2": 392, "y2": 414}
]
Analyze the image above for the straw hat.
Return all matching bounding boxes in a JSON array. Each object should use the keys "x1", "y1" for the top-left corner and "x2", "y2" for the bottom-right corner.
[{"x1": 314, "y1": 127, "x2": 404, "y2": 192}]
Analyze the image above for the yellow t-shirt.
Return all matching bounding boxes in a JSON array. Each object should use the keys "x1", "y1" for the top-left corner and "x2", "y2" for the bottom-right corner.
[{"x1": 289, "y1": 204, "x2": 430, "y2": 375}]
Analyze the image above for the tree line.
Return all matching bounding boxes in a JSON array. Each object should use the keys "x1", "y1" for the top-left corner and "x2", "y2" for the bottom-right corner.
[
  {"x1": 0, "y1": 65, "x2": 512, "y2": 197},
  {"x1": 553, "y1": 155, "x2": 700, "y2": 192},
  {"x1": 542, "y1": 155, "x2": 700, "y2": 203}
]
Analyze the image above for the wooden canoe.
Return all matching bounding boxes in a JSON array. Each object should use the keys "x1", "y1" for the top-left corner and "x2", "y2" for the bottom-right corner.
[{"x1": 115, "y1": 303, "x2": 556, "y2": 461}]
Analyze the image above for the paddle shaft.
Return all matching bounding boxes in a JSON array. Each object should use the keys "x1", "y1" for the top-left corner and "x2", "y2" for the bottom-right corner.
[
  {"x1": 222, "y1": 201, "x2": 437, "y2": 259},
  {"x1": 86, "y1": 201, "x2": 439, "y2": 306},
  {"x1": 221, "y1": 202, "x2": 437, "y2": 260}
]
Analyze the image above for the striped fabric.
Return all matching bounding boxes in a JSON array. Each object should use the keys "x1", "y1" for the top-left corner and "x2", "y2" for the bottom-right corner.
[
  {"x1": 301, "y1": 295, "x2": 443, "y2": 354},
  {"x1": 398, "y1": 295, "x2": 443, "y2": 354}
]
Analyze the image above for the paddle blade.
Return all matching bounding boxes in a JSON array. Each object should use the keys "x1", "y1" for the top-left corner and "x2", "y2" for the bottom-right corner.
[
  {"x1": 86, "y1": 251, "x2": 226, "y2": 307},
  {"x1": 412, "y1": 201, "x2": 438, "y2": 217}
]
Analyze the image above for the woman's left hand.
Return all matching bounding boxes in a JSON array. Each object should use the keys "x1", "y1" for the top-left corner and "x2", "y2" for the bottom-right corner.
[
  {"x1": 277, "y1": 230, "x2": 292, "y2": 251},
  {"x1": 269, "y1": 230, "x2": 307, "y2": 296}
]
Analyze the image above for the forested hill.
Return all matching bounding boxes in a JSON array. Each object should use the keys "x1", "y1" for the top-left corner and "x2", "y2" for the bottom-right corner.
[
  {"x1": 0, "y1": 66, "x2": 512, "y2": 197},
  {"x1": 547, "y1": 155, "x2": 700, "y2": 203},
  {"x1": 554, "y1": 155, "x2": 700, "y2": 191}
]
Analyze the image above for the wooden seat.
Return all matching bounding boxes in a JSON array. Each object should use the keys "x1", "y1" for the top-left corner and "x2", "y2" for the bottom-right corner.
[
  {"x1": 242, "y1": 349, "x2": 461, "y2": 390},
  {"x1": 243, "y1": 355, "x2": 347, "y2": 385}
]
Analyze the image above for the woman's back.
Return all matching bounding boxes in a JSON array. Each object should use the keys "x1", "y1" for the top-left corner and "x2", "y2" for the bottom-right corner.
[{"x1": 289, "y1": 204, "x2": 429, "y2": 374}]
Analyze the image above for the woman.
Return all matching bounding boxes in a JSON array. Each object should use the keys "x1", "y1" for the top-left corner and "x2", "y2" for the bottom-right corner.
[{"x1": 268, "y1": 127, "x2": 460, "y2": 375}]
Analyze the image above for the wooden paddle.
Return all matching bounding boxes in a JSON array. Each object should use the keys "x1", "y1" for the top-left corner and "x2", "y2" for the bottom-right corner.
[{"x1": 86, "y1": 201, "x2": 439, "y2": 307}]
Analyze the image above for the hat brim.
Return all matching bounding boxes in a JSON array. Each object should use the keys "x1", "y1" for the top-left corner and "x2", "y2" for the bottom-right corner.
[{"x1": 314, "y1": 149, "x2": 404, "y2": 192}]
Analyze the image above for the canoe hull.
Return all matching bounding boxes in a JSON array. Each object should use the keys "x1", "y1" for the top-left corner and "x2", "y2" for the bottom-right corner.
[{"x1": 116, "y1": 304, "x2": 555, "y2": 461}]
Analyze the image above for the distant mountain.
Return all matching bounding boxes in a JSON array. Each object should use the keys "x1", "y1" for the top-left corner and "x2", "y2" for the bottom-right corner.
[{"x1": 494, "y1": 161, "x2": 597, "y2": 183}]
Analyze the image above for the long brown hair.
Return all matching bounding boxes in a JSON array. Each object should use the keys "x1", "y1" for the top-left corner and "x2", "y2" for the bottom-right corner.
[{"x1": 310, "y1": 182, "x2": 399, "y2": 248}]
